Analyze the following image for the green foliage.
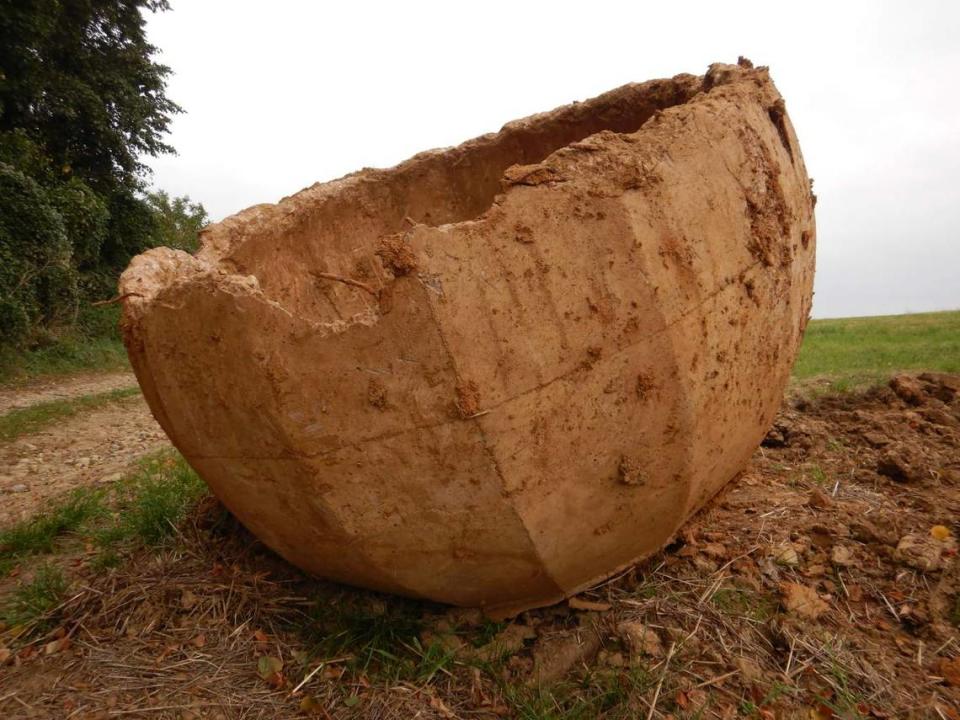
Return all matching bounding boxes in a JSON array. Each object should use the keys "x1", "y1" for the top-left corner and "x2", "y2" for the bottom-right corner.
[
  {"x1": 0, "y1": 0, "x2": 181, "y2": 191},
  {"x1": 0, "y1": 451, "x2": 206, "y2": 579},
  {"x1": 304, "y1": 595, "x2": 427, "y2": 678},
  {"x1": 50, "y1": 177, "x2": 109, "y2": 267},
  {"x1": 0, "y1": 332, "x2": 127, "y2": 386},
  {"x1": 146, "y1": 189, "x2": 208, "y2": 252},
  {"x1": 0, "y1": 162, "x2": 77, "y2": 344},
  {"x1": 95, "y1": 451, "x2": 207, "y2": 547},
  {"x1": 0, "y1": 488, "x2": 105, "y2": 564},
  {"x1": 0, "y1": 385, "x2": 140, "y2": 442},
  {"x1": 0, "y1": 1, "x2": 208, "y2": 356}
]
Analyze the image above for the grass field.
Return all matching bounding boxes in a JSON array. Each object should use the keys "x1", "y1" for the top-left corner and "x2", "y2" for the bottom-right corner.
[
  {"x1": 0, "y1": 305, "x2": 128, "y2": 386},
  {"x1": 792, "y1": 309, "x2": 959, "y2": 392}
]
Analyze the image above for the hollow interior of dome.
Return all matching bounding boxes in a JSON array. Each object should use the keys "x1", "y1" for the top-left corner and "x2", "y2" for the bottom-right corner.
[{"x1": 212, "y1": 76, "x2": 701, "y2": 324}]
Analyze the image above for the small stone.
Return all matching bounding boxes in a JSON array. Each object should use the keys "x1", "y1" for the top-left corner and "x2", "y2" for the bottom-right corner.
[
  {"x1": 830, "y1": 545, "x2": 854, "y2": 567},
  {"x1": 76, "y1": 457, "x2": 92, "y2": 469},
  {"x1": 877, "y1": 447, "x2": 924, "y2": 483},
  {"x1": 807, "y1": 487, "x2": 833, "y2": 509},
  {"x1": 895, "y1": 534, "x2": 953, "y2": 572},
  {"x1": 618, "y1": 621, "x2": 664, "y2": 658},
  {"x1": 861, "y1": 431, "x2": 890, "y2": 448},
  {"x1": 10, "y1": 484, "x2": 28, "y2": 493}
]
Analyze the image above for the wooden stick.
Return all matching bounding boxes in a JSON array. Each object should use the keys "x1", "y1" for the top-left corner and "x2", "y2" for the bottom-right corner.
[
  {"x1": 91, "y1": 292, "x2": 143, "y2": 307},
  {"x1": 646, "y1": 641, "x2": 676, "y2": 720}
]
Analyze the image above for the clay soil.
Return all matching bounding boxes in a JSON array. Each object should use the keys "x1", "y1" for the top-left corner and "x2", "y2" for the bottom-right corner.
[{"x1": 1, "y1": 372, "x2": 959, "y2": 718}]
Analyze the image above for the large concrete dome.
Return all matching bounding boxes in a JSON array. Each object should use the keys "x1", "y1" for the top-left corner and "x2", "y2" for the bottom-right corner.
[{"x1": 119, "y1": 61, "x2": 815, "y2": 615}]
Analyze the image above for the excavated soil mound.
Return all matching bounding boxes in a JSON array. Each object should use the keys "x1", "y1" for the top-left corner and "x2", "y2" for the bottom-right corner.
[{"x1": 119, "y1": 60, "x2": 816, "y2": 613}]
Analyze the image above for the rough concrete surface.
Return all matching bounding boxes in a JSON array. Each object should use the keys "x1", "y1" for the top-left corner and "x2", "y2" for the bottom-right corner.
[{"x1": 119, "y1": 60, "x2": 816, "y2": 614}]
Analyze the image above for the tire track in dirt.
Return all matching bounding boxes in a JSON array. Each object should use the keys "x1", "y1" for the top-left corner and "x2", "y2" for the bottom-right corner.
[{"x1": 0, "y1": 377, "x2": 170, "y2": 527}]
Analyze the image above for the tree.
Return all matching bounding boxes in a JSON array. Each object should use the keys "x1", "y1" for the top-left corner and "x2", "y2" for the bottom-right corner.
[
  {"x1": 145, "y1": 190, "x2": 208, "y2": 253},
  {"x1": 0, "y1": 1, "x2": 189, "y2": 346},
  {"x1": 0, "y1": 0, "x2": 181, "y2": 192}
]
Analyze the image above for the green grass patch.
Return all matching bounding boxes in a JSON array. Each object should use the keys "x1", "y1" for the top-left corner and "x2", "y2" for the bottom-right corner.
[
  {"x1": 710, "y1": 585, "x2": 777, "y2": 621},
  {"x1": 0, "y1": 488, "x2": 105, "y2": 564},
  {"x1": 303, "y1": 595, "x2": 428, "y2": 680},
  {"x1": 794, "y1": 310, "x2": 960, "y2": 392},
  {"x1": 0, "y1": 386, "x2": 140, "y2": 442},
  {"x1": 0, "y1": 304, "x2": 129, "y2": 386},
  {"x1": 0, "y1": 450, "x2": 207, "y2": 576},
  {"x1": 94, "y1": 451, "x2": 207, "y2": 547},
  {"x1": 504, "y1": 667, "x2": 653, "y2": 720},
  {"x1": 1, "y1": 563, "x2": 68, "y2": 629},
  {"x1": 0, "y1": 335, "x2": 128, "y2": 387}
]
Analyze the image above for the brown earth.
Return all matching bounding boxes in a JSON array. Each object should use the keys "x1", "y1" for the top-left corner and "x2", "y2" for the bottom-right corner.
[
  {"x1": 118, "y1": 60, "x2": 816, "y2": 612},
  {"x1": 0, "y1": 372, "x2": 137, "y2": 416},
  {"x1": 1, "y1": 372, "x2": 958, "y2": 718},
  {"x1": 0, "y1": 376, "x2": 168, "y2": 526}
]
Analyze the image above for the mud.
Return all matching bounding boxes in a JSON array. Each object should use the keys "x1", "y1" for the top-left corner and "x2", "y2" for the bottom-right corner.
[
  {"x1": 119, "y1": 61, "x2": 816, "y2": 612},
  {"x1": 2, "y1": 374, "x2": 959, "y2": 717}
]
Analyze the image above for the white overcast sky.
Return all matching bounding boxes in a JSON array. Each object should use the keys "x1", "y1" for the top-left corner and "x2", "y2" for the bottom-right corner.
[{"x1": 145, "y1": 1, "x2": 959, "y2": 319}]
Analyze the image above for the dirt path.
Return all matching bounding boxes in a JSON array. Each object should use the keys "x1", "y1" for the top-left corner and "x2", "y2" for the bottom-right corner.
[
  {"x1": 0, "y1": 381, "x2": 169, "y2": 527},
  {"x1": 0, "y1": 371, "x2": 139, "y2": 415}
]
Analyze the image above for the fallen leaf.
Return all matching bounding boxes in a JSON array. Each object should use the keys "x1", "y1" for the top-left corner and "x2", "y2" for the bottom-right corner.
[
  {"x1": 257, "y1": 655, "x2": 284, "y2": 682},
  {"x1": 931, "y1": 525, "x2": 953, "y2": 541},
  {"x1": 774, "y1": 544, "x2": 800, "y2": 567},
  {"x1": 429, "y1": 694, "x2": 456, "y2": 718},
  {"x1": 180, "y1": 589, "x2": 198, "y2": 610},
  {"x1": 343, "y1": 695, "x2": 360, "y2": 707},
  {"x1": 43, "y1": 637, "x2": 70, "y2": 655},
  {"x1": 938, "y1": 656, "x2": 960, "y2": 687},
  {"x1": 568, "y1": 597, "x2": 611, "y2": 612},
  {"x1": 191, "y1": 634, "x2": 206, "y2": 648},
  {"x1": 299, "y1": 695, "x2": 324, "y2": 714},
  {"x1": 0, "y1": 647, "x2": 11, "y2": 665},
  {"x1": 779, "y1": 582, "x2": 829, "y2": 619}
]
